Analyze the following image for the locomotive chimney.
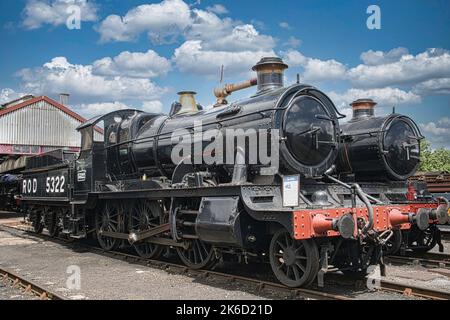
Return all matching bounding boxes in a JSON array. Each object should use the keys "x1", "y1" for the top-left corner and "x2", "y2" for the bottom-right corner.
[
  {"x1": 177, "y1": 91, "x2": 198, "y2": 114},
  {"x1": 350, "y1": 99, "x2": 377, "y2": 121},
  {"x1": 59, "y1": 93, "x2": 70, "y2": 106},
  {"x1": 252, "y1": 57, "x2": 288, "y2": 93}
]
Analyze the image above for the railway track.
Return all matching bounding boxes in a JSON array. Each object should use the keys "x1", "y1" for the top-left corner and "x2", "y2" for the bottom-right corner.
[
  {"x1": 94, "y1": 246, "x2": 450, "y2": 300},
  {"x1": 0, "y1": 267, "x2": 65, "y2": 300},
  {"x1": 386, "y1": 252, "x2": 450, "y2": 269},
  {"x1": 101, "y1": 249, "x2": 349, "y2": 300},
  {"x1": 378, "y1": 280, "x2": 450, "y2": 300},
  {"x1": 442, "y1": 230, "x2": 450, "y2": 241},
  {"x1": 0, "y1": 223, "x2": 348, "y2": 300},
  {"x1": 1, "y1": 222, "x2": 449, "y2": 300},
  {"x1": 439, "y1": 224, "x2": 450, "y2": 241}
]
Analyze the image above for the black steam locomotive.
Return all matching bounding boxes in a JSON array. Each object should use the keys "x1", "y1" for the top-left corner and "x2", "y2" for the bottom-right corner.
[
  {"x1": 19, "y1": 57, "x2": 448, "y2": 288},
  {"x1": 0, "y1": 174, "x2": 21, "y2": 212}
]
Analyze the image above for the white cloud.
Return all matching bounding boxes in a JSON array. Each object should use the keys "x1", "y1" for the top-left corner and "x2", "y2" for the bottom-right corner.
[
  {"x1": 413, "y1": 78, "x2": 450, "y2": 96},
  {"x1": 73, "y1": 100, "x2": 163, "y2": 118},
  {"x1": 172, "y1": 40, "x2": 274, "y2": 76},
  {"x1": 206, "y1": 4, "x2": 228, "y2": 15},
  {"x1": 421, "y1": 121, "x2": 450, "y2": 136},
  {"x1": 438, "y1": 117, "x2": 450, "y2": 126},
  {"x1": 282, "y1": 50, "x2": 347, "y2": 82},
  {"x1": 96, "y1": 0, "x2": 277, "y2": 77},
  {"x1": 183, "y1": 9, "x2": 234, "y2": 43},
  {"x1": 360, "y1": 47, "x2": 409, "y2": 66},
  {"x1": 0, "y1": 88, "x2": 29, "y2": 105},
  {"x1": 97, "y1": 0, "x2": 192, "y2": 43},
  {"x1": 23, "y1": 0, "x2": 98, "y2": 30},
  {"x1": 283, "y1": 49, "x2": 308, "y2": 66},
  {"x1": 420, "y1": 118, "x2": 450, "y2": 149},
  {"x1": 328, "y1": 87, "x2": 422, "y2": 110},
  {"x1": 183, "y1": 9, "x2": 275, "y2": 52},
  {"x1": 97, "y1": 0, "x2": 275, "y2": 53},
  {"x1": 74, "y1": 101, "x2": 130, "y2": 118},
  {"x1": 92, "y1": 50, "x2": 171, "y2": 78},
  {"x1": 304, "y1": 58, "x2": 347, "y2": 82},
  {"x1": 283, "y1": 36, "x2": 301, "y2": 48},
  {"x1": 142, "y1": 100, "x2": 163, "y2": 113},
  {"x1": 279, "y1": 22, "x2": 291, "y2": 30},
  {"x1": 196, "y1": 24, "x2": 275, "y2": 52},
  {"x1": 348, "y1": 48, "x2": 450, "y2": 88},
  {"x1": 284, "y1": 47, "x2": 450, "y2": 90},
  {"x1": 17, "y1": 57, "x2": 168, "y2": 102}
]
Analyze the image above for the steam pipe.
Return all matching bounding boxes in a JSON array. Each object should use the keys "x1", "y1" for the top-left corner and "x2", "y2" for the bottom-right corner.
[
  {"x1": 214, "y1": 78, "x2": 257, "y2": 106},
  {"x1": 324, "y1": 174, "x2": 375, "y2": 234},
  {"x1": 324, "y1": 174, "x2": 382, "y2": 204},
  {"x1": 353, "y1": 183, "x2": 374, "y2": 234}
]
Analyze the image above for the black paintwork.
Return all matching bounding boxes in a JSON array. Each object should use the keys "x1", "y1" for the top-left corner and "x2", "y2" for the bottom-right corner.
[
  {"x1": 128, "y1": 84, "x2": 341, "y2": 179},
  {"x1": 337, "y1": 114, "x2": 423, "y2": 181}
]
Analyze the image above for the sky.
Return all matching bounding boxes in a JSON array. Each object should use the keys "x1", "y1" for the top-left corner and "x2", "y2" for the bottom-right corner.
[{"x1": 0, "y1": 0, "x2": 449, "y2": 148}]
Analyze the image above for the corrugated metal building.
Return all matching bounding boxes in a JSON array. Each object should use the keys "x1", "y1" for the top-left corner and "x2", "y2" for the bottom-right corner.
[{"x1": 0, "y1": 95, "x2": 103, "y2": 173}]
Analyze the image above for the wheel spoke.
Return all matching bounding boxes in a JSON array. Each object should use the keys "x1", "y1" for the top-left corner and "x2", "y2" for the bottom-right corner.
[
  {"x1": 277, "y1": 260, "x2": 285, "y2": 269},
  {"x1": 294, "y1": 244, "x2": 304, "y2": 253},
  {"x1": 292, "y1": 265, "x2": 301, "y2": 281},
  {"x1": 295, "y1": 262, "x2": 306, "y2": 273},
  {"x1": 196, "y1": 241, "x2": 205, "y2": 261},
  {"x1": 284, "y1": 233, "x2": 292, "y2": 247},
  {"x1": 132, "y1": 200, "x2": 164, "y2": 259},
  {"x1": 286, "y1": 266, "x2": 293, "y2": 279},
  {"x1": 276, "y1": 241, "x2": 286, "y2": 251}
]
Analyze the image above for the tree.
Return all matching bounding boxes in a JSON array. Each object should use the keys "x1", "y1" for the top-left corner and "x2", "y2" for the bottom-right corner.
[{"x1": 419, "y1": 140, "x2": 450, "y2": 172}]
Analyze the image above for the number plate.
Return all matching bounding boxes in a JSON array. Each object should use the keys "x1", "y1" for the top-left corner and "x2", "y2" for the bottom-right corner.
[{"x1": 282, "y1": 175, "x2": 300, "y2": 207}]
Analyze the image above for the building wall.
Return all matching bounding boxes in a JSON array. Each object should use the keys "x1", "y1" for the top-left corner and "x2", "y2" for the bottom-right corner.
[{"x1": 0, "y1": 99, "x2": 103, "y2": 150}]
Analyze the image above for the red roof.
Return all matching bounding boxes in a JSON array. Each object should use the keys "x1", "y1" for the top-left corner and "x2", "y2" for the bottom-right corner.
[{"x1": 0, "y1": 96, "x2": 103, "y2": 134}]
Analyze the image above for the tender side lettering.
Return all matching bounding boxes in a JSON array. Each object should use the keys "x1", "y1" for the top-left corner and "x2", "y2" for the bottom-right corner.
[
  {"x1": 22, "y1": 176, "x2": 66, "y2": 195},
  {"x1": 45, "y1": 176, "x2": 66, "y2": 194}
]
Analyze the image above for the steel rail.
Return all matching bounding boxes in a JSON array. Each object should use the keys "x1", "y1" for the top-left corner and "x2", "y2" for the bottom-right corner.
[
  {"x1": 379, "y1": 280, "x2": 450, "y2": 300},
  {"x1": 0, "y1": 267, "x2": 65, "y2": 300},
  {"x1": 96, "y1": 248, "x2": 350, "y2": 301},
  {"x1": 441, "y1": 230, "x2": 450, "y2": 241},
  {"x1": 3, "y1": 223, "x2": 450, "y2": 300},
  {"x1": 386, "y1": 254, "x2": 450, "y2": 269},
  {"x1": 0, "y1": 223, "x2": 348, "y2": 301}
]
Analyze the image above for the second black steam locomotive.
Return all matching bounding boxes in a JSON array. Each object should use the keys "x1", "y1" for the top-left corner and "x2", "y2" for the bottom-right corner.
[
  {"x1": 0, "y1": 174, "x2": 21, "y2": 212},
  {"x1": 18, "y1": 57, "x2": 448, "y2": 288}
]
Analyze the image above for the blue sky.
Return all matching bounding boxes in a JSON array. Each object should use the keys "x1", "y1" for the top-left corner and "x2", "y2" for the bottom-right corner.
[{"x1": 0, "y1": 0, "x2": 449, "y2": 148}]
